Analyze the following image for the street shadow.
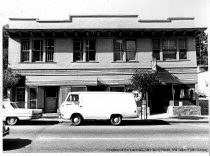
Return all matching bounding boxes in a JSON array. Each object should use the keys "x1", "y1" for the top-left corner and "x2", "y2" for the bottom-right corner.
[
  {"x1": 80, "y1": 119, "x2": 170, "y2": 126},
  {"x1": 170, "y1": 116, "x2": 207, "y2": 120},
  {"x1": 13, "y1": 120, "x2": 60, "y2": 126},
  {"x1": 3, "y1": 138, "x2": 32, "y2": 151},
  {"x1": 122, "y1": 119, "x2": 170, "y2": 126}
]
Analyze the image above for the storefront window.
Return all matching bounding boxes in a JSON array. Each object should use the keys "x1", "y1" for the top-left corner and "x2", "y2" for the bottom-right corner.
[
  {"x1": 30, "y1": 88, "x2": 37, "y2": 109},
  {"x1": 110, "y1": 86, "x2": 125, "y2": 92},
  {"x1": 174, "y1": 85, "x2": 195, "y2": 100}
]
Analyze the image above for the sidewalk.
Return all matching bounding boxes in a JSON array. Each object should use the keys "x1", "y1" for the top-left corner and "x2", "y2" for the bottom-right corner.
[{"x1": 36, "y1": 113, "x2": 209, "y2": 123}]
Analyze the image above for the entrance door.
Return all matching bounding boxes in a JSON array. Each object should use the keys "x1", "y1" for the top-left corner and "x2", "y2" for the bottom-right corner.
[{"x1": 44, "y1": 87, "x2": 58, "y2": 113}]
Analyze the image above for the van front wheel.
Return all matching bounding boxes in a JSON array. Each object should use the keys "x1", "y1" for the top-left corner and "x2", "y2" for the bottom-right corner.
[
  {"x1": 71, "y1": 114, "x2": 82, "y2": 126},
  {"x1": 110, "y1": 115, "x2": 122, "y2": 126}
]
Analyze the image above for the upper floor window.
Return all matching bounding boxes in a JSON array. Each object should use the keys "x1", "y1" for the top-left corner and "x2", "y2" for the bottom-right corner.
[
  {"x1": 86, "y1": 40, "x2": 96, "y2": 61},
  {"x1": 32, "y1": 40, "x2": 43, "y2": 62},
  {"x1": 16, "y1": 87, "x2": 25, "y2": 102},
  {"x1": 45, "y1": 39, "x2": 54, "y2": 62},
  {"x1": 152, "y1": 38, "x2": 188, "y2": 61},
  {"x1": 73, "y1": 39, "x2": 96, "y2": 62},
  {"x1": 73, "y1": 40, "x2": 83, "y2": 62},
  {"x1": 113, "y1": 39, "x2": 136, "y2": 61},
  {"x1": 21, "y1": 40, "x2": 30, "y2": 62},
  {"x1": 20, "y1": 39, "x2": 55, "y2": 62},
  {"x1": 179, "y1": 39, "x2": 187, "y2": 60},
  {"x1": 152, "y1": 39, "x2": 160, "y2": 60},
  {"x1": 162, "y1": 39, "x2": 177, "y2": 60}
]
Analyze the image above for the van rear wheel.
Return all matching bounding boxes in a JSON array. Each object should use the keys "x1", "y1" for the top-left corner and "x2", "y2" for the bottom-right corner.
[
  {"x1": 110, "y1": 115, "x2": 122, "y2": 126},
  {"x1": 71, "y1": 114, "x2": 82, "y2": 126}
]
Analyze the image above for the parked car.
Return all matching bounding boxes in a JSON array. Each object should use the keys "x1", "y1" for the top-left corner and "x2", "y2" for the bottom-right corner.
[
  {"x1": 2, "y1": 101, "x2": 43, "y2": 125},
  {"x1": 59, "y1": 92, "x2": 138, "y2": 126},
  {"x1": 3, "y1": 121, "x2": 10, "y2": 136}
]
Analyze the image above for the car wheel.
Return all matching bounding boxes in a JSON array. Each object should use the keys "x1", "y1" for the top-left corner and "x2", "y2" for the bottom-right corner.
[
  {"x1": 110, "y1": 115, "x2": 122, "y2": 126},
  {"x1": 71, "y1": 114, "x2": 82, "y2": 126},
  {"x1": 6, "y1": 117, "x2": 18, "y2": 125}
]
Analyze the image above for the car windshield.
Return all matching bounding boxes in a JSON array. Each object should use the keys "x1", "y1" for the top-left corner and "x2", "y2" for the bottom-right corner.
[{"x1": 10, "y1": 102, "x2": 20, "y2": 108}]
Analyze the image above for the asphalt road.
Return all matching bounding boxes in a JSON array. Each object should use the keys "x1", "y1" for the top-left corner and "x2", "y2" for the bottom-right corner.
[{"x1": 3, "y1": 120, "x2": 209, "y2": 153}]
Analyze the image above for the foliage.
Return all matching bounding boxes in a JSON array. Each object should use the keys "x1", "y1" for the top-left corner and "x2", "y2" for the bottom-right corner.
[
  {"x1": 3, "y1": 24, "x2": 20, "y2": 97},
  {"x1": 196, "y1": 32, "x2": 208, "y2": 65},
  {"x1": 130, "y1": 70, "x2": 159, "y2": 93},
  {"x1": 3, "y1": 68, "x2": 20, "y2": 94}
]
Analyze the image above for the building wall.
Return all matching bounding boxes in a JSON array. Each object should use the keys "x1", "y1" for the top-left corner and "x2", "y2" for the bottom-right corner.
[{"x1": 8, "y1": 36, "x2": 196, "y2": 70}]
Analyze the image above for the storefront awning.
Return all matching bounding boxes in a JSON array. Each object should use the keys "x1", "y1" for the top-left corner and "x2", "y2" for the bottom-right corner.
[
  {"x1": 26, "y1": 75, "x2": 133, "y2": 86},
  {"x1": 157, "y1": 73, "x2": 198, "y2": 84},
  {"x1": 26, "y1": 75, "x2": 98, "y2": 86}
]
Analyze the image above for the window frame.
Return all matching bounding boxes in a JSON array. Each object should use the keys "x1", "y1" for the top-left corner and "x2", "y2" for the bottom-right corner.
[
  {"x1": 152, "y1": 39, "x2": 160, "y2": 60},
  {"x1": 29, "y1": 87, "x2": 38, "y2": 109},
  {"x1": 113, "y1": 39, "x2": 136, "y2": 62},
  {"x1": 73, "y1": 39, "x2": 96, "y2": 62},
  {"x1": 21, "y1": 39, "x2": 30, "y2": 62},
  {"x1": 178, "y1": 38, "x2": 187, "y2": 60},
  {"x1": 32, "y1": 39, "x2": 44, "y2": 62},
  {"x1": 45, "y1": 39, "x2": 55, "y2": 62},
  {"x1": 86, "y1": 39, "x2": 96, "y2": 62},
  {"x1": 16, "y1": 87, "x2": 25, "y2": 102},
  {"x1": 73, "y1": 39, "x2": 84, "y2": 62},
  {"x1": 152, "y1": 38, "x2": 188, "y2": 61},
  {"x1": 162, "y1": 38, "x2": 177, "y2": 60}
]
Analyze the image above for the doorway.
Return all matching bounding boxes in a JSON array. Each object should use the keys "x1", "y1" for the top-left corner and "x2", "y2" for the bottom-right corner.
[{"x1": 44, "y1": 87, "x2": 59, "y2": 113}]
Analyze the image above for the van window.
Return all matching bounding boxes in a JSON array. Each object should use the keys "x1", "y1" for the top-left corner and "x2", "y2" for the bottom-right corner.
[{"x1": 67, "y1": 94, "x2": 79, "y2": 102}]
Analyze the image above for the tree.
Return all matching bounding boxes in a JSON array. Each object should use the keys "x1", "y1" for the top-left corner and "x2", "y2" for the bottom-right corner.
[
  {"x1": 3, "y1": 68, "x2": 20, "y2": 97},
  {"x1": 196, "y1": 32, "x2": 208, "y2": 65},
  {"x1": 130, "y1": 70, "x2": 159, "y2": 96},
  {"x1": 3, "y1": 25, "x2": 20, "y2": 98},
  {"x1": 129, "y1": 70, "x2": 159, "y2": 119}
]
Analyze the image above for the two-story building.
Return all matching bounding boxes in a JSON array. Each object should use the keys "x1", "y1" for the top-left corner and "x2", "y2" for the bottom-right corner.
[{"x1": 6, "y1": 15, "x2": 206, "y2": 114}]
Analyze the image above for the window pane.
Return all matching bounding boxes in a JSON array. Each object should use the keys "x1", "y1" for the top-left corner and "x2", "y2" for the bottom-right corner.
[
  {"x1": 16, "y1": 87, "x2": 25, "y2": 102},
  {"x1": 73, "y1": 40, "x2": 83, "y2": 62},
  {"x1": 162, "y1": 39, "x2": 176, "y2": 50},
  {"x1": 114, "y1": 51, "x2": 124, "y2": 61},
  {"x1": 30, "y1": 88, "x2": 37, "y2": 109},
  {"x1": 21, "y1": 40, "x2": 30, "y2": 62},
  {"x1": 73, "y1": 52, "x2": 83, "y2": 61},
  {"x1": 126, "y1": 51, "x2": 136, "y2": 61},
  {"x1": 152, "y1": 39, "x2": 160, "y2": 50},
  {"x1": 32, "y1": 40, "x2": 43, "y2": 62},
  {"x1": 114, "y1": 40, "x2": 124, "y2": 61},
  {"x1": 126, "y1": 40, "x2": 136, "y2": 51},
  {"x1": 179, "y1": 39, "x2": 186, "y2": 49},
  {"x1": 179, "y1": 49, "x2": 187, "y2": 59},
  {"x1": 86, "y1": 40, "x2": 96, "y2": 61},
  {"x1": 73, "y1": 40, "x2": 83, "y2": 51},
  {"x1": 46, "y1": 39, "x2": 54, "y2": 62},
  {"x1": 114, "y1": 40, "x2": 124, "y2": 51},
  {"x1": 88, "y1": 50, "x2": 96, "y2": 61},
  {"x1": 34, "y1": 40, "x2": 43, "y2": 50},
  {"x1": 169, "y1": 39, "x2": 176, "y2": 49},
  {"x1": 153, "y1": 50, "x2": 160, "y2": 60},
  {"x1": 163, "y1": 50, "x2": 176, "y2": 60}
]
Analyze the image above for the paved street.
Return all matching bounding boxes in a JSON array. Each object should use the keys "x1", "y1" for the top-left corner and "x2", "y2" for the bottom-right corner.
[{"x1": 3, "y1": 120, "x2": 209, "y2": 153}]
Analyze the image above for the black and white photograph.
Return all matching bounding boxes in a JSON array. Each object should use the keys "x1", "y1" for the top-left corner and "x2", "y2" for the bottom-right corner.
[{"x1": 0, "y1": 0, "x2": 209, "y2": 155}]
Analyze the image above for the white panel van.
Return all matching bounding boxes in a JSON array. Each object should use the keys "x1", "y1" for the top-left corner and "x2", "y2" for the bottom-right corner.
[{"x1": 59, "y1": 92, "x2": 138, "y2": 125}]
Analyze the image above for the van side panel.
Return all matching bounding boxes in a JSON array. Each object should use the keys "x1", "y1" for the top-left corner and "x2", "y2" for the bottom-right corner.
[{"x1": 79, "y1": 93, "x2": 137, "y2": 120}]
